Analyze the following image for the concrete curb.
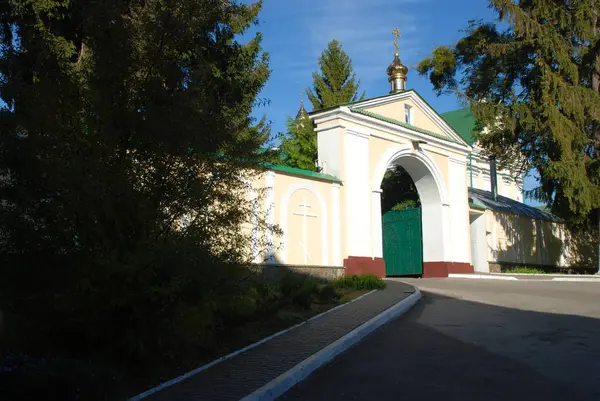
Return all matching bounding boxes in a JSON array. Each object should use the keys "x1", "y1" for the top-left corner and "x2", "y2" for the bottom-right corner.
[
  {"x1": 449, "y1": 273, "x2": 600, "y2": 282},
  {"x1": 551, "y1": 277, "x2": 600, "y2": 282},
  {"x1": 448, "y1": 274, "x2": 518, "y2": 280},
  {"x1": 240, "y1": 287, "x2": 422, "y2": 401},
  {"x1": 128, "y1": 289, "x2": 377, "y2": 401}
]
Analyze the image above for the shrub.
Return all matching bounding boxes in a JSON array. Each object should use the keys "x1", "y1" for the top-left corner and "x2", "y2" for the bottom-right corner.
[
  {"x1": 291, "y1": 281, "x2": 319, "y2": 309},
  {"x1": 317, "y1": 284, "x2": 341, "y2": 303},
  {"x1": 391, "y1": 200, "x2": 419, "y2": 211},
  {"x1": 331, "y1": 274, "x2": 386, "y2": 290},
  {"x1": 504, "y1": 266, "x2": 549, "y2": 274},
  {"x1": 278, "y1": 274, "x2": 323, "y2": 309},
  {"x1": 251, "y1": 281, "x2": 281, "y2": 315},
  {"x1": 279, "y1": 274, "x2": 307, "y2": 298}
]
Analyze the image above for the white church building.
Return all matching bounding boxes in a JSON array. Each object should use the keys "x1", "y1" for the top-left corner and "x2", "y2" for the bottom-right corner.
[{"x1": 250, "y1": 42, "x2": 595, "y2": 278}]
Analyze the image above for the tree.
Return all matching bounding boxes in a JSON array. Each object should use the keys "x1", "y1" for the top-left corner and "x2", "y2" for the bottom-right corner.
[
  {"x1": 417, "y1": 0, "x2": 600, "y2": 226},
  {"x1": 279, "y1": 110, "x2": 318, "y2": 171},
  {"x1": 278, "y1": 40, "x2": 364, "y2": 172},
  {"x1": 306, "y1": 39, "x2": 365, "y2": 110},
  {"x1": 0, "y1": 0, "x2": 277, "y2": 397},
  {"x1": 381, "y1": 166, "x2": 420, "y2": 214}
]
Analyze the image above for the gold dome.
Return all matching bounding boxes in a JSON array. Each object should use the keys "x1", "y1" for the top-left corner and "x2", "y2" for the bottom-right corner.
[
  {"x1": 296, "y1": 99, "x2": 309, "y2": 120},
  {"x1": 387, "y1": 53, "x2": 408, "y2": 79}
]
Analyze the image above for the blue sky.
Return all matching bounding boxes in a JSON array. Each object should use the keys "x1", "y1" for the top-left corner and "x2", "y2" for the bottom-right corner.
[{"x1": 248, "y1": 0, "x2": 541, "y2": 204}]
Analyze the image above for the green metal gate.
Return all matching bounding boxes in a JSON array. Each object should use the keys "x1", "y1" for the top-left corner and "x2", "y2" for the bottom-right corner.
[{"x1": 382, "y1": 208, "x2": 423, "y2": 276}]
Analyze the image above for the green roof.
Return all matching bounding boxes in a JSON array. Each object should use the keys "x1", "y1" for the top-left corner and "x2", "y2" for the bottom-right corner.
[
  {"x1": 440, "y1": 107, "x2": 477, "y2": 145},
  {"x1": 265, "y1": 163, "x2": 342, "y2": 183},
  {"x1": 349, "y1": 108, "x2": 460, "y2": 144}
]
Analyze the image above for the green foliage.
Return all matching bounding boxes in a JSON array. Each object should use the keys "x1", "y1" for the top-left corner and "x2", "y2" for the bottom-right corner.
[
  {"x1": 306, "y1": 40, "x2": 365, "y2": 110},
  {"x1": 278, "y1": 40, "x2": 365, "y2": 172},
  {"x1": 279, "y1": 39, "x2": 365, "y2": 171},
  {"x1": 331, "y1": 274, "x2": 386, "y2": 291},
  {"x1": 391, "y1": 200, "x2": 419, "y2": 212},
  {"x1": 504, "y1": 267, "x2": 549, "y2": 274},
  {"x1": 278, "y1": 115, "x2": 318, "y2": 171},
  {"x1": 291, "y1": 281, "x2": 320, "y2": 309},
  {"x1": 279, "y1": 274, "x2": 319, "y2": 309},
  {"x1": 279, "y1": 274, "x2": 344, "y2": 308},
  {"x1": 0, "y1": 1, "x2": 279, "y2": 399},
  {"x1": 381, "y1": 166, "x2": 420, "y2": 214},
  {"x1": 318, "y1": 284, "x2": 342, "y2": 303},
  {"x1": 417, "y1": 1, "x2": 600, "y2": 226}
]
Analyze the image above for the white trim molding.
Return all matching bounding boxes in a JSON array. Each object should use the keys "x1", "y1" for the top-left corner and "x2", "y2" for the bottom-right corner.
[
  {"x1": 372, "y1": 144, "x2": 449, "y2": 205},
  {"x1": 311, "y1": 90, "x2": 473, "y2": 149}
]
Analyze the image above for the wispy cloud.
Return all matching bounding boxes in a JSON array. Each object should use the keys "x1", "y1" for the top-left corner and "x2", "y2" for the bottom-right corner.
[{"x1": 296, "y1": 0, "x2": 426, "y2": 86}]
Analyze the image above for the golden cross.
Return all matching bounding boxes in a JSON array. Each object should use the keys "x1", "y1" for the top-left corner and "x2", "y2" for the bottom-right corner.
[{"x1": 392, "y1": 27, "x2": 401, "y2": 54}]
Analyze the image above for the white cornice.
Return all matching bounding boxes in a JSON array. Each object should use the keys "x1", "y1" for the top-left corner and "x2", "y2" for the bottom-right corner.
[
  {"x1": 341, "y1": 90, "x2": 473, "y2": 148},
  {"x1": 449, "y1": 157, "x2": 468, "y2": 165},
  {"x1": 346, "y1": 128, "x2": 370, "y2": 139},
  {"x1": 313, "y1": 107, "x2": 472, "y2": 156}
]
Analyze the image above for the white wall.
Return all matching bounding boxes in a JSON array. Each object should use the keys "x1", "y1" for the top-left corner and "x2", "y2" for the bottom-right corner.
[
  {"x1": 449, "y1": 157, "x2": 471, "y2": 263},
  {"x1": 344, "y1": 130, "x2": 372, "y2": 257},
  {"x1": 470, "y1": 213, "x2": 489, "y2": 272}
]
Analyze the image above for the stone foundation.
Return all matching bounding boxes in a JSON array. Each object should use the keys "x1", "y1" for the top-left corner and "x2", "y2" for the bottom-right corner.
[
  {"x1": 257, "y1": 264, "x2": 345, "y2": 281},
  {"x1": 343, "y1": 256, "x2": 386, "y2": 278}
]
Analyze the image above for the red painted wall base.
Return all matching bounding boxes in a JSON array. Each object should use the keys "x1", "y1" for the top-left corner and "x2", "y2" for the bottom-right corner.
[
  {"x1": 423, "y1": 262, "x2": 474, "y2": 278},
  {"x1": 343, "y1": 258, "x2": 474, "y2": 278},
  {"x1": 344, "y1": 256, "x2": 386, "y2": 278},
  {"x1": 448, "y1": 262, "x2": 475, "y2": 274}
]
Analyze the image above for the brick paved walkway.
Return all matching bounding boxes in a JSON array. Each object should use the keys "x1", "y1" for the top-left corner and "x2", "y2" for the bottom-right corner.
[{"x1": 141, "y1": 280, "x2": 415, "y2": 401}]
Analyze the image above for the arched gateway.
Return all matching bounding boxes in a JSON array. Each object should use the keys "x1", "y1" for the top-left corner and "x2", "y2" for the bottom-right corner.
[
  {"x1": 251, "y1": 30, "x2": 583, "y2": 279},
  {"x1": 308, "y1": 46, "x2": 474, "y2": 277}
]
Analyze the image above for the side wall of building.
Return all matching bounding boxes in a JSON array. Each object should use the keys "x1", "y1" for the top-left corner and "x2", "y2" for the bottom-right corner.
[
  {"x1": 250, "y1": 169, "x2": 342, "y2": 272},
  {"x1": 484, "y1": 210, "x2": 598, "y2": 270}
]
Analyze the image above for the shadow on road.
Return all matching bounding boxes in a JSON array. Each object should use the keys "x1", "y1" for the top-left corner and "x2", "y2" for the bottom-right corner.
[{"x1": 280, "y1": 291, "x2": 600, "y2": 401}]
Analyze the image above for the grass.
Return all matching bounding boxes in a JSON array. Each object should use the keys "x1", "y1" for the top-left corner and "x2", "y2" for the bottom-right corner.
[
  {"x1": 503, "y1": 266, "x2": 551, "y2": 274},
  {"x1": 330, "y1": 274, "x2": 387, "y2": 290}
]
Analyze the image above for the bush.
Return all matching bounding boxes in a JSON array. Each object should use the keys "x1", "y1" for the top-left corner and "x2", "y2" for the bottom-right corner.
[
  {"x1": 504, "y1": 266, "x2": 549, "y2": 274},
  {"x1": 279, "y1": 274, "x2": 323, "y2": 309},
  {"x1": 279, "y1": 274, "x2": 307, "y2": 298},
  {"x1": 331, "y1": 274, "x2": 386, "y2": 290},
  {"x1": 291, "y1": 281, "x2": 319, "y2": 309},
  {"x1": 318, "y1": 284, "x2": 341, "y2": 303},
  {"x1": 391, "y1": 200, "x2": 419, "y2": 211}
]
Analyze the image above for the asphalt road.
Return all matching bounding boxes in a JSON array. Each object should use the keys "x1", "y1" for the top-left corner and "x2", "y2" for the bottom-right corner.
[{"x1": 279, "y1": 278, "x2": 600, "y2": 401}]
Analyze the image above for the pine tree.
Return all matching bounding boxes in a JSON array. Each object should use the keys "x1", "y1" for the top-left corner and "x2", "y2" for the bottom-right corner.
[
  {"x1": 279, "y1": 109, "x2": 318, "y2": 171},
  {"x1": 306, "y1": 40, "x2": 365, "y2": 110},
  {"x1": 417, "y1": 0, "x2": 600, "y2": 226},
  {"x1": 0, "y1": 1, "x2": 277, "y2": 392},
  {"x1": 278, "y1": 40, "x2": 364, "y2": 172}
]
